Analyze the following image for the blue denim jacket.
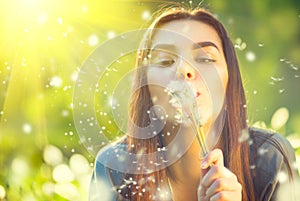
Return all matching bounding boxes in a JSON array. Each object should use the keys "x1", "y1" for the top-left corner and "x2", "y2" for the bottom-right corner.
[{"x1": 89, "y1": 128, "x2": 299, "y2": 201}]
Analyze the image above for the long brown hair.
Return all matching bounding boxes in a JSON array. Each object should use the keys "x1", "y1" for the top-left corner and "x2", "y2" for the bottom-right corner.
[{"x1": 122, "y1": 7, "x2": 254, "y2": 201}]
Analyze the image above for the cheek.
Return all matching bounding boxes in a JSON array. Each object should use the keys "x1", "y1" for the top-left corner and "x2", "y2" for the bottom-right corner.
[
  {"x1": 195, "y1": 67, "x2": 227, "y2": 120},
  {"x1": 147, "y1": 67, "x2": 173, "y2": 87},
  {"x1": 210, "y1": 68, "x2": 227, "y2": 117},
  {"x1": 147, "y1": 68, "x2": 171, "y2": 105},
  {"x1": 222, "y1": 69, "x2": 229, "y2": 92},
  {"x1": 210, "y1": 66, "x2": 228, "y2": 98}
]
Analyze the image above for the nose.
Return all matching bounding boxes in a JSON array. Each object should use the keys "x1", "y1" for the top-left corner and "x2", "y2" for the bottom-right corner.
[{"x1": 176, "y1": 60, "x2": 196, "y2": 80}]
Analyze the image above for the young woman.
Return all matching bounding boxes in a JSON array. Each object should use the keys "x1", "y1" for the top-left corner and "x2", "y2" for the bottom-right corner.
[{"x1": 89, "y1": 7, "x2": 299, "y2": 201}]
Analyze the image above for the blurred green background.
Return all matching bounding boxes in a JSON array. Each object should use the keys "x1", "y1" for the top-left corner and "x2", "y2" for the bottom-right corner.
[{"x1": 0, "y1": 0, "x2": 300, "y2": 200}]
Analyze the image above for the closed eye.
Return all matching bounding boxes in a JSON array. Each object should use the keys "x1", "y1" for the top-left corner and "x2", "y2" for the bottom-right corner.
[
  {"x1": 148, "y1": 49, "x2": 177, "y2": 67},
  {"x1": 156, "y1": 58, "x2": 176, "y2": 67},
  {"x1": 195, "y1": 57, "x2": 216, "y2": 63}
]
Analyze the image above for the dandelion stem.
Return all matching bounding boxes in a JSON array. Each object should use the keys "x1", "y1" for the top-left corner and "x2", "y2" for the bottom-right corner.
[
  {"x1": 189, "y1": 112, "x2": 208, "y2": 157},
  {"x1": 196, "y1": 126, "x2": 208, "y2": 156},
  {"x1": 166, "y1": 80, "x2": 210, "y2": 158}
]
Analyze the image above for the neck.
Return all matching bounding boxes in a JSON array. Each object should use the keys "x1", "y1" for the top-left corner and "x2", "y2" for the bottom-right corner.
[
  {"x1": 161, "y1": 125, "x2": 203, "y2": 201},
  {"x1": 167, "y1": 136, "x2": 202, "y2": 201},
  {"x1": 161, "y1": 121, "x2": 221, "y2": 201}
]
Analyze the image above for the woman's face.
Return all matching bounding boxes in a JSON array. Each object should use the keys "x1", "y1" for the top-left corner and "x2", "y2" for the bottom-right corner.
[{"x1": 146, "y1": 19, "x2": 228, "y2": 127}]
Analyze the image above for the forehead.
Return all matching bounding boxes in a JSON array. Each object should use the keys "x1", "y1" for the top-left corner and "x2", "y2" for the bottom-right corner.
[{"x1": 151, "y1": 19, "x2": 223, "y2": 51}]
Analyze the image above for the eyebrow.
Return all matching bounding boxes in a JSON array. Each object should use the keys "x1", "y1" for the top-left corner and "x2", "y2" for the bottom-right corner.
[
  {"x1": 192, "y1": 41, "x2": 220, "y2": 51},
  {"x1": 151, "y1": 41, "x2": 220, "y2": 52},
  {"x1": 151, "y1": 44, "x2": 176, "y2": 51}
]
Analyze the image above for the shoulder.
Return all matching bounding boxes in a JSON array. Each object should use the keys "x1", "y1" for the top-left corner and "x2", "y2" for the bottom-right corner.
[
  {"x1": 93, "y1": 137, "x2": 128, "y2": 183},
  {"x1": 248, "y1": 127, "x2": 298, "y2": 200},
  {"x1": 94, "y1": 137, "x2": 128, "y2": 169},
  {"x1": 249, "y1": 127, "x2": 296, "y2": 164},
  {"x1": 89, "y1": 138, "x2": 128, "y2": 201}
]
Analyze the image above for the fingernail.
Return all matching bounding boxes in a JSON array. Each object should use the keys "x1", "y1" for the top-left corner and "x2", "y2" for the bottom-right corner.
[{"x1": 201, "y1": 161, "x2": 208, "y2": 169}]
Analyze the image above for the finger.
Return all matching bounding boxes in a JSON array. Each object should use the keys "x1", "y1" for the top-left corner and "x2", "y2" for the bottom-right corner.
[
  {"x1": 197, "y1": 184, "x2": 207, "y2": 201},
  {"x1": 201, "y1": 148, "x2": 224, "y2": 169},
  {"x1": 209, "y1": 190, "x2": 242, "y2": 201},
  {"x1": 201, "y1": 165, "x2": 237, "y2": 188},
  {"x1": 205, "y1": 177, "x2": 242, "y2": 198}
]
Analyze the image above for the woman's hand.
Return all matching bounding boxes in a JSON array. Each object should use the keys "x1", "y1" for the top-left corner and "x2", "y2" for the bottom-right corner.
[{"x1": 197, "y1": 149, "x2": 242, "y2": 201}]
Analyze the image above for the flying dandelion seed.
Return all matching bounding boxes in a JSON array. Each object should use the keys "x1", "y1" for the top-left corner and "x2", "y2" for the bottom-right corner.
[
  {"x1": 239, "y1": 129, "x2": 249, "y2": 142},
  {"x1": 234, "y1": 38, "x2": 247, "y2": 50},
  {"x1": 258, "y1": 43, "x2": 264, "y2": 47},
  {"x1": 142, "y1": 10, "x2": 151, "y2": 20},
  {"x1": 107, "y1": 31, "x2": 116, "y2": 39},
  {"x1": 50, "y1": 76, "x2": 63, "y2": 88},
  {"x1": 246, "y1": 51, "x2": 256, "y2": 62},
  {"x1": 258, "y1": 147, "x2": 268, "y2": 155},
  {"x1": 57, "y1": 17, "x2": 63, "y2": 25},
  {"x1": 88, "y1": 34, "x2": 99, "y2": 46},
  {"x1": 61, "y1": 110, "x2": 69, "y2": 117},
  {"x1": 271, "y1": 76, "x2": 284, "y2": 82},
  {"x1": 280, "y1": 58, "x2": 285, "y2": 62},
  {"x1": 277, "y1": 171, "x2": 288, "y2": 183}
]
